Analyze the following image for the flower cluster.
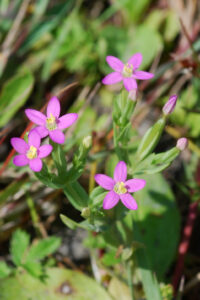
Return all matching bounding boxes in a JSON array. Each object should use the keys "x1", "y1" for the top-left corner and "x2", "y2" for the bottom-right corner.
[
  {"x1": 10, "y1": 52, "x2": 189, "y2": 212},
  {"x1": 11, "y1": 97, "x2": 78, "y2": 172}
]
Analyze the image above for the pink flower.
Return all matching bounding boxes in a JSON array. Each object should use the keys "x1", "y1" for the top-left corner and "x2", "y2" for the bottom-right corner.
[
  {"x1": 94, "y1": 161, "x2": 146, "y2": 210},
  {"x1": 102, "y1": 53, "x2": 154, "y2": 91},
  {"x1": 25, "y1": 97, "x2": 78, "y2": 144},
  {"x1": 11, "y1": 130, "x2": 52, "y2": 172}
]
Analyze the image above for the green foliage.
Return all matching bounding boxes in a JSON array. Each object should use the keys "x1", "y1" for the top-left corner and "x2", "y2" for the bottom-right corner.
[
  {"x1": 7, "y1": 229, "x2": 61, "y2": 280},
  {"x1": 63, "y1": 181, "x2": 90, "y2": 211},
  {"x1": 133, "y1": 147, "x2": 180, "y2": 175},
  {"x1": 26, "y1": 237, "x2": 61, "y2": 261},
  {"x1": 10, "y1": 229, "x2": 30, "y2": 267},
  {"x1": 0, "y1": 262, "x2": 12, "y2": 279},
  {"x1": 0, "y1": 268, "x2": 113, "y2": 300},
  {"x1": 0, "y1": 71, "x2": 34, "y2": 127},
  {"x1": 132, "y1": 173, "x2": 180, "y2": 279}
]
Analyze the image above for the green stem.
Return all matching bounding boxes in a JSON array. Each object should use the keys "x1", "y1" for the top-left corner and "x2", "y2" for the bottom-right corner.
[
  {"x1": 113, "y1": 122, "x2": 122, "y2": 160},
  {"x1": 126, "y1": 261, "x2": 135, "y2": 300}
]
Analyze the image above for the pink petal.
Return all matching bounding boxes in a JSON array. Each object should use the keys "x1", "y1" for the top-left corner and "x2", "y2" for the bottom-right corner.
[
  {"x1": 120, "y1": 193, "x2": 138, "y2": 210},
  {"x1": 125, "y1": 179, "x2": 146, "y2": 193},
  {"x1": 29, "y1": 158, "x2": 42, "y2": 172},
  {"x1": 134, "y1": 70, "x2": 154, "y2": 80},
  {"x1": 35, "y1": 126, "x2": 49, "y2": 138},
  {"x1": 13, "y1": 154, "x2": 29, "y2": 167},
  {"x1": 28, "y1": 129, "x2": 41, "y2": 148},
  {"x1": 25, "y1": 109, "x2": 46, "y2": 125},
  {"x1": 94, "y1": 174, "x2": 115, "y2": 190},
  {"x1": 102, "y1": 72, "x2": 122, "y2": 85},
  {"x1": 57, "y1": 113, "x2": 78, "y2": 130},
  {"x1": 127, "y1": 53, "x2": 142, "y2": 69},
  {"x1": 123, "y1": 77, "x2": 137, "y2": 91},
  {"x1": 38, "y1": 145, "x2": 53, "y2": 158},
  {"x1": 114, "y1": 161, "x2": 127, "y2": 182},
  {"x1": 47, "y1": 96, "x2": 60, "y2": 118},
  {"x1": 49, "y1": 129, "x2": 65, "y2": 144},
  {"x1": 106, "y1": 56, "x2": 124, "y2": 72},
  {"x1": 11, "y1": 138, "x2": 28, "y2": 154},
  {"x1": 103, "y1": 191, "x2": 120, "y2": 210}
]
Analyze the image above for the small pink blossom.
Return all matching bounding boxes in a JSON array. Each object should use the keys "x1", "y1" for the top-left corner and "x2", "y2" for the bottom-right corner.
[
  {"x1": 162, "y1": 95, "x2": 177, "y2": 115},
  {"x1": 102, "y1": 53, "x2": 154, "y2": 91},
  {"x1": 25, "y1": 97, "x2": 78, "y2": 144},
  {"x1": 11, "y1": 130, "x2": 52, "y2": 172},
  {"x1": 94, "y1": 161, "x2": 146, "y2": 210}
]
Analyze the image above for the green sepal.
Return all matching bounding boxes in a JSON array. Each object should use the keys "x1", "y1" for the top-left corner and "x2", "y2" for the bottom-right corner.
[{"x1": 137, "y1": 118, "x2": 166, "y2": 161}]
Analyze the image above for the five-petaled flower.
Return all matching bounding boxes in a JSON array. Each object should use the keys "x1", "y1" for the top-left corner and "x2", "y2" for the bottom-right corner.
[
  {"x1": 25, "y1": 97, "x2": 78, "y2": 144},
  {"x1": 102, "y1": 53, "x2": 154, "y2": 91},
  {"x1": 11, "y1": 130, "x2": 52, "y2": 172},
  {"x1": 94, "y1": 161, "x2": 146, "y2": 210}
]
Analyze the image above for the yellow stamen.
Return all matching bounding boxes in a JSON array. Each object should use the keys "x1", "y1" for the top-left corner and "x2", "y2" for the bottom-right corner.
[
  {"x1": 46, "y1": 113, "x2": 57, "y2": 130},
  {"x1": 122, "y1": 63, "x2": 133, "y2": 77},
  {"x1": 27, "y1": 145, "x2": 37, "y2": 159},
  {"x1": 114, "y1": 182, "x2": 127, "y2": 194}
]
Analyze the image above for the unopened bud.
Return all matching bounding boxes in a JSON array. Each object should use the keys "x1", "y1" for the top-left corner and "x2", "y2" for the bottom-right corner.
[
  {"x1": 128, "y1": 89, "x2": 137, "y2": 101},
  {"x1": 83, "y1": 136, "x2": 92, "y2": 149},
  {"x1": 162, "y1": 95, "x2": 177, "y2": 115},
  {"x1": 81, "y1": 207, "x2": 91, "y2": 218},
  {"x1": 176, "y1": 138, "x2": 188, "y2": 151}
]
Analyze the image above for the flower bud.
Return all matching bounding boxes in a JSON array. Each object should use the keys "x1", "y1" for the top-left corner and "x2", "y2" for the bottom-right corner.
[
  {"x1": 83, "y1": 136, "x2": 92, "y2": 149},
  {"x1": 128, "y1": 89, "x2": 137, "y2": 101},
  {"x1": 162, "y1": 95, "x2": 177, "y2": 115},
  {"x1": 81, "y1": 207, "x2": 91, "y2": 218},
  {"x1": 176, "y1": 138, "x2": 188, "y2": 151}
]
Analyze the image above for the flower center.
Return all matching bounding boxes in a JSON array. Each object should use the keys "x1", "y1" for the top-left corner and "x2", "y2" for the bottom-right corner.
[
  {"x1": 122, "y1": 63, "x2": 133, "y2": 77},
  {"x1": 26, "y1": 145, "x2": 37, "y2": 160},
  {"x1": 46, "y1": 113, "x2": 57, "y2": 131},
  {"x1": 114, "y1": 182, "x2": 127, "y2": 194}
]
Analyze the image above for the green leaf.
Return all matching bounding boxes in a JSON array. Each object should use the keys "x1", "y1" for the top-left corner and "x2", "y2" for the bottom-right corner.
[
  {"x1": 136, "y1": 248, "x2": 162, "y2": 300},
  {"x1": 137, "y1": 118, "x2": 165, "y2": 161},
  {"x1": 60, "y1": 214, "x2": 97, "y2": 231},
  {"x1": 89, "y1": 186, "x2": 107, "y2": 207},
  {"x1": 60, "y1": 214, "x2": 79, "y2": 230},
  {"x1": 23, "y1": 261, "x2": 43, "y2": 278},
  {"x1": 133, "y1": 148, "x2": 180, "y2": 175},
  {"x1": 10, "y1": 229, "x2": 30, "y2": 267},
  {"x1": 0, "y1": 262, "x2": 12, "y2": 279},
  {"x1": 26, "y1": 237, "x2": 61, "y2": 262},
  {"x1": 63, "y1": 181, "x2": 90, "y2": 211},
  {"x1": 115, "y1": 0, "x2": 153, "y2": 22},
  {"x1": 51, "y1": 142, "x2": 67, "y2": 176},
  {"x1": 0, "y1": 267, "x2": 113, "y2": 300},
  {"x1": 130, "y1": 173, "x2": 180, "y2": 278},
  {"x1": 0, "y1": 71, "x2": 34, "y2": 128}
]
